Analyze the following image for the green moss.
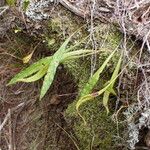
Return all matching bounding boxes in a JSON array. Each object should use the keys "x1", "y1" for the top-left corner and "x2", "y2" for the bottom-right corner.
[
  {"x1": 64, "y1": 24, "x2": 123, "y2": 149},
  {"x1": 74, "y1": 100, "x2": 117, "y2": 149},
  {"x1": 65, "y1": 97, "x2": 120, "y2": 150},
  {"x1": 44, "y1": 15, "x2": 87, "y2": 54}
]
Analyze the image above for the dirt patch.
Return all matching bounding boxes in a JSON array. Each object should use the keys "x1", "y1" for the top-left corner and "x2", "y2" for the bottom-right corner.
[{"x1": 0, "y1": 34, "x2": 78, "y2": 150}]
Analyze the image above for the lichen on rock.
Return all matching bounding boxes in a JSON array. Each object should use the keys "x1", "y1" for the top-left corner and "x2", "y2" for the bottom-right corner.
[{"x1": 20, "y1": 0, "x2": 55, "y2": 20}]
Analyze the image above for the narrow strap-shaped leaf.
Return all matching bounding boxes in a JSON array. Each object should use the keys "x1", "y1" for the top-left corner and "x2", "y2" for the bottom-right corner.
[
  {"x1": 103, "y1": 54, "x2": 122, "y2": 113},
  {"x1": 7, "y1": 56, "x2": 52, "y2": 85},
  {"x1": 64, "y1": 49, "x2": 102, "y2": 60},
  {"x1": 40, "y1": 59, "x2": 59, "y2": 99},
  {"x1": 76, "y1": 81, "x2": 110, "y2": 125},
  {"x1": 40, "y1": 30, "x2": 85, "y2": 100},
  {"x1": 103, "y1": 91, "x2": 110, "y2": 114},
  {"x1": 76, "y1": 86, "x2": 106, "y2": 112},
  {"x1": 80, "y1": 49, "x2": 117, "y2": 97},
  {"x1": 18, "y1": 65, "x2": 48, "y2": 83},
  {"x1": 62, "y1": 49, "x2": 93, "y2": 60},
  {"x1": 108, "y1": 54, "x2": 122, "y2": 88}
]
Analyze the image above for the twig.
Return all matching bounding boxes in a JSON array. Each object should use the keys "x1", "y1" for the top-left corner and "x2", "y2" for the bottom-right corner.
[
  {"x1": 0, "y1": 111, "x2": 10, "y2": 131},
  {"x1": 8, "y1": 109, "x2": 13, "y2": 150},
  {"x1": 59, "y1": 0, "x2": 89, "y2": 18},
  {"x1": 55, "y1": 122, "x2": 80, "y2": 150},
  {"x1": 0, "y1": 6, "x2": 9, "y2": 16}
]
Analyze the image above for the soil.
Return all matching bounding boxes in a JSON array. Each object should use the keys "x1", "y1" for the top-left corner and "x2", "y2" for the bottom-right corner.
[{"x1": 0, "y1": 34, "x2": 78, "y2": 150}]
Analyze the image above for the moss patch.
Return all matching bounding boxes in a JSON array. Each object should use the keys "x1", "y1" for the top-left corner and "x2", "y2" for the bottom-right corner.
[
  {"x1": 72, "y1": 101, "x2": 118, "y2": 149},
  {"x1": 64, "y1": 24, "x2": 124, "y2": 149}
]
